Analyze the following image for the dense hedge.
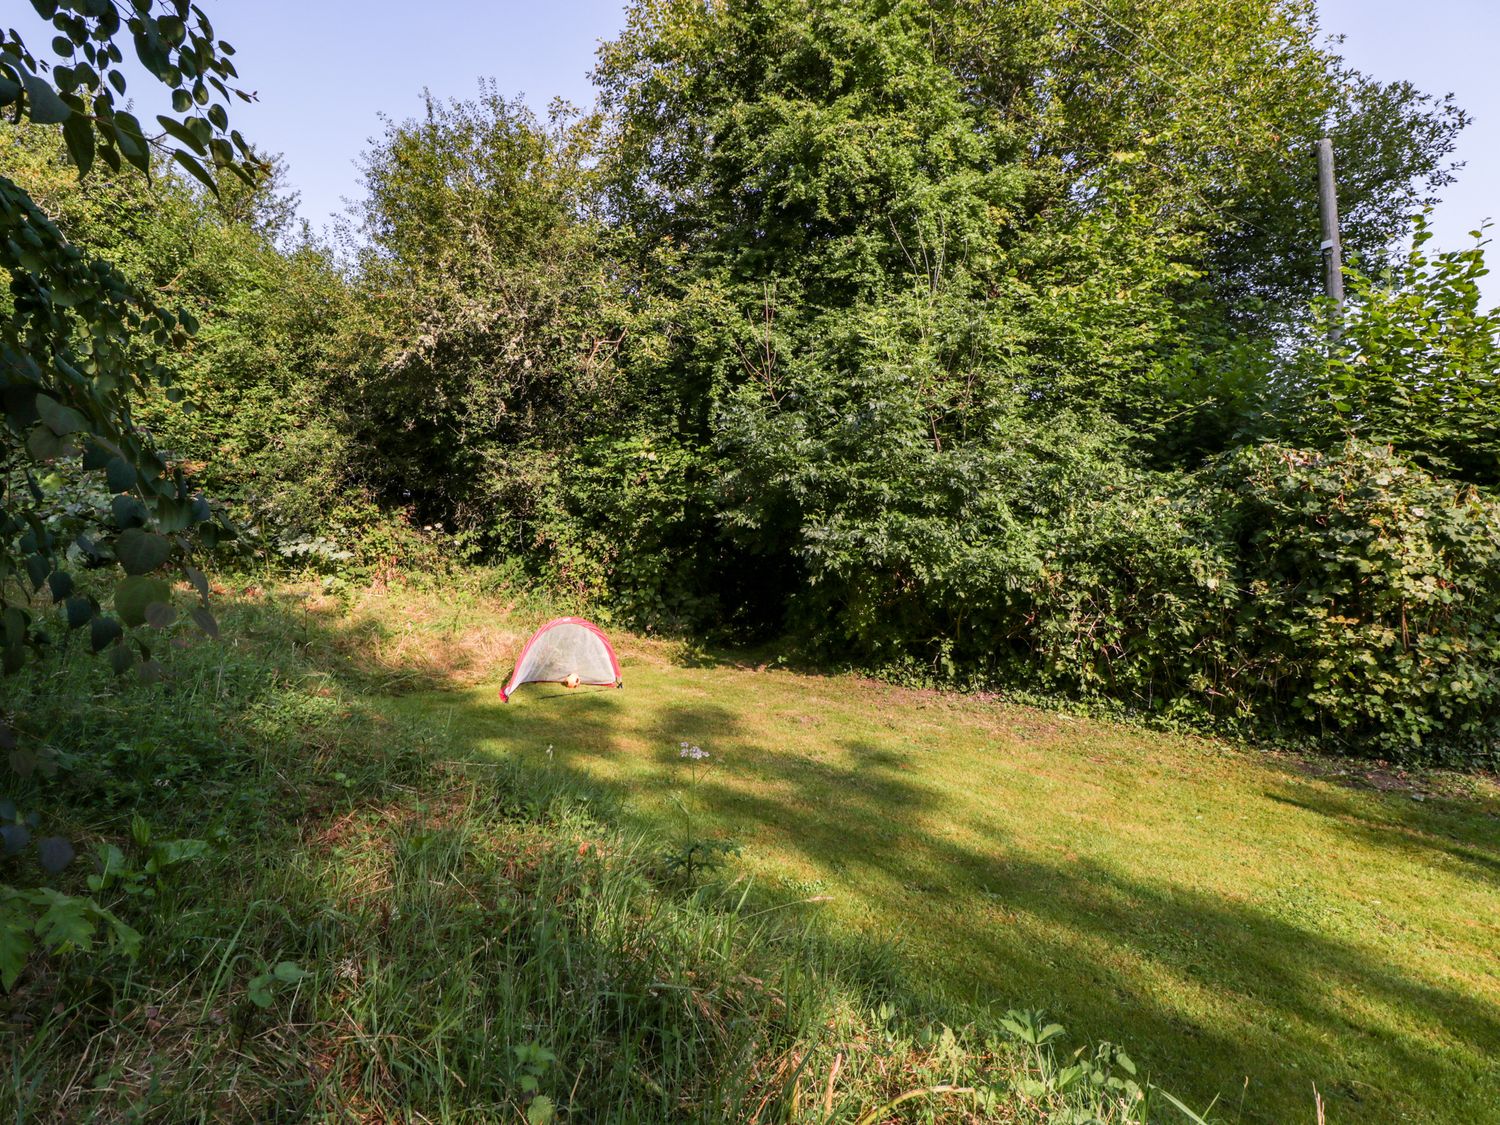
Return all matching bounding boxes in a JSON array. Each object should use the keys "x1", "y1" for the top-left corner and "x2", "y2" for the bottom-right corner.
[
  {"x1": 1219, "y1": 442, "x2": 1500, "y2": 758},
  {"x1": 796, "y1": 439, "x2": 1500, "y2": 762}
]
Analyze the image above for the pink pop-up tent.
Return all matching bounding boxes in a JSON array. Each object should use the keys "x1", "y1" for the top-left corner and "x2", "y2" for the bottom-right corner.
[{"x1": 498, "y1": 617, "x2": 623, "y2": 702}]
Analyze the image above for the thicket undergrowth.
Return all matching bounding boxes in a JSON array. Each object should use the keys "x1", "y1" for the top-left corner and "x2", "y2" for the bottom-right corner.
[{"x1": 6, "y1": 0, "x2": 1496, "y2": 768}]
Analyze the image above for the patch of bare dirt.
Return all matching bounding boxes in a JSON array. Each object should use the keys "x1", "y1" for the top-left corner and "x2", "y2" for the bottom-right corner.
[{"x1": 1279, "y1": 752, "x2": 1499, "y2": 804}]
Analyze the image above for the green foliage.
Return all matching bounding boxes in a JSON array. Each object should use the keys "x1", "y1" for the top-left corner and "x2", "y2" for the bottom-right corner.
[
  {"x1": 969, "y1": 0, "x2": 1467, "y2": 332},
  {"x1": 0, "y1": 1, "x2": 262, "y2": 1000},
  {"x1": 1291, "y1": 214, "x2": 1500, "y2": 485},
  {"x1": 1, "y1": 2, "x2": 258, "y2": 189},
  {"x1": 0, "y1": 885, "x2": 140, "y2": 990},
  {"x1": 1, "y1": 2, "x2": 260, "y2": 677},
  {"x1": 1032, "y1": 441, "x2": 1500, "y2": 759},
  {"x1": 85, "y1": 815, "x2": 208, "y2": 901},
  {"x1": 347, "y1": 86, "x2": 625, "y2": 559},
  {"x1": 5, "y1": 585, "x2": 1222, "y2": 1121},
  {"x1": 246, "y1": 959, "x2": 308, "y2": 1009},
  {"x1": 4, "y1": 3, "x2": 1495, "y2": 1120},
  {"x1": 1220, "y1": 442, "x2": 1500, "y2": 756},
  {"x1": 544, "y1": 432, "x2": 719, "y2": 624},
  {"x1": 727, "y1": 403, "x2": 1499, "y2": 758},
  {"x1": 0, "y1": 169, "x2": 225, "y2": 675},
  {"x1": 1, "y1": 792, "x2": 139, "y2": 991},
  {"x1": 5, "y1": 0, "x2": 1483, "y2": 757}
]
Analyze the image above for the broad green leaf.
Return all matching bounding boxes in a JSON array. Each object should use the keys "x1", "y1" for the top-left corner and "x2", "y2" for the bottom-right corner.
[
  {"x1": 64, "y1": 597, "x2": 94, "y2": 629},
  {"x1": 108, "y1": 642, "x2": 135, "y2": 675},
  {"x1": 115, "y1": 576, "x2": 171, "y2": 627},
  {"x1": 81, "y1": 440, "x2": 112, "y2": 471},
  {"x1": 143, "y1": 601, "x2": 177, "y2": 629},
  {"x1": 90, "y1": 614, "x2": 122, "y2": 652},
  {"x1": 155, "y1": 497, "x2": 193, "y2": 533},
  {"x1": 189, "y1": 605, "x2": 220, "y2": 639},
  {"x1": 115, "y1": 528, "x2": 172, "y2": 575},
  {"x1": 0, "y1": 906, "x2": 34, "y2": 990},
  {"x1": 105, "y1": 456, "x2": 138, "y2": 493},
  {"x1": 113, "y1": 110, "x2": 151, "y2": 174},
  {"x1": 156, "y1": 114, "x2": 208, "y2": 155},
  {"x1": 0, "y1": 824, "x2": 31, "y2": 855},
  {"x1": 247, "y1": 974, "x2": 273, "y2": 1008},
  {"x1": 184, "y1": 566, "x2": 209, "y2": 600},
  {"x1": 172, "y1": 149, "x2": 219, "y2": 196},
  {"x1": 31, "y1": 889, "x2": 97, "y2": 951},
  {"x1": 21, "y1": 71, "x2": 70, "y2": 124},
  {"x1": 24, "y1": 553, "x2": 49, "y2": 590},
  {"x1": 110, "y1": 495, "x2": 148, "y2": 528},
  {"x1": 35, "y1": 393, "x2": 89, "y2": 436},
  {"x1": 36, "y1": 837, "x2": 74, "y2": 875},
  {"x1": 25, "y1": 425, "x2": 68, "y2": 461}
]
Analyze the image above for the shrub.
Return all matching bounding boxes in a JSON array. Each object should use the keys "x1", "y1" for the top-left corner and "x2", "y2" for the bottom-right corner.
[
  {"x1": 732, "y1": 405, "x2": 1499, "y2": 761},
  {"x1": 1218, "y1": 441, "x2": 1500, "y2": 759},
  {"x1": 1018, "y1": 440, "x2": 1500, "y2": 761}
]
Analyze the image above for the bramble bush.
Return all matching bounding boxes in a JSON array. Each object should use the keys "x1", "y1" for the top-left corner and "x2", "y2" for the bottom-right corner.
[
  {"x1": 1218, "y1": 442, "x2": 1500, "y2": 759},
  {"x1": 706, "y1": 306, "x2": 1500, "y2": 762},
  {"x1": 734, "y1": 402, "x2": 1499, "y2": 761}
]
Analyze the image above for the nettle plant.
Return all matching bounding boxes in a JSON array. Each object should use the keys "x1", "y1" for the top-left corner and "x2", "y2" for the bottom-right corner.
[{"x1": 1, "y1": 0, "x2": 259, "y2": 987}]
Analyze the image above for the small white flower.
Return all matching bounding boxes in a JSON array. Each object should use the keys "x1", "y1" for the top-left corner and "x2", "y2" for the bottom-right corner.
[{"x1": 678, "y1": 744, "x2": 709, "y2": 761}]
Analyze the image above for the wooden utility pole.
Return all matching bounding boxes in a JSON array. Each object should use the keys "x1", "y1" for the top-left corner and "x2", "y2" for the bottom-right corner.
[{"x1": 1316, "y1": 137, "x2": 1344, "y2": 337}]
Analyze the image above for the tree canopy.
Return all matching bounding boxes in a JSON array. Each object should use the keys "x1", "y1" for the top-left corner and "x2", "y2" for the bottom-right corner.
[{"x1": 1, "y1": 1, "x2": 265, "y2": 676}]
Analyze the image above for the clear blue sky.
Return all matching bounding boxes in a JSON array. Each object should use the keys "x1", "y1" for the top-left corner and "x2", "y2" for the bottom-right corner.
[
  {"x1": 205, "y1": 0, "x2": 625, "y2": 226},
  {"x1": 66, "y1": 2, "x2": 1500, "y2": 302},
  {"x1": 1319, "y1": 0, "x2": 1498, "y2": 302}
]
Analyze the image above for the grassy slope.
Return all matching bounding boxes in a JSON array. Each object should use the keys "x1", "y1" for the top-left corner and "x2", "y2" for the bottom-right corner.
[
  {"x1": 375, "y1": 597, "x2": 1500, "y2": 1125},
  {"x1": 7, "y1": 582, "x2": 1498, "y2": 1123},
  {"x1": 5, "y1": 584, "x2": 1170, "y2": 1124}
]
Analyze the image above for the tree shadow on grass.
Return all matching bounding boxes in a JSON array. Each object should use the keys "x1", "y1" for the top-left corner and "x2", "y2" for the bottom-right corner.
[
  {"x1": 296, "y1": 593, "x2": 1500, "y2": 1125},
  {"x1": 17, "y1": 591, "x2": 907, "y2": 1122},
  {"x1": 1264, "y1": 784, "x2": 1500, "y2": 883}
]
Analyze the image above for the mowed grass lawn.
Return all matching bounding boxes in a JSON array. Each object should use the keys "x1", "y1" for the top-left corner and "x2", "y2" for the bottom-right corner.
[{"x1": 369, "y1": 604, "x2": 1500, "y2": 1124}]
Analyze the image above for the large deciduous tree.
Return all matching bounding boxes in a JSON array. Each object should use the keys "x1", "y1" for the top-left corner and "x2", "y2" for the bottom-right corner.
[
  {"x1": 347, "y1": 86, "x2": 626, "y2": 562},
  {"x1": 575, "y1": 0, "x2": 1474, "y2": 640}
]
